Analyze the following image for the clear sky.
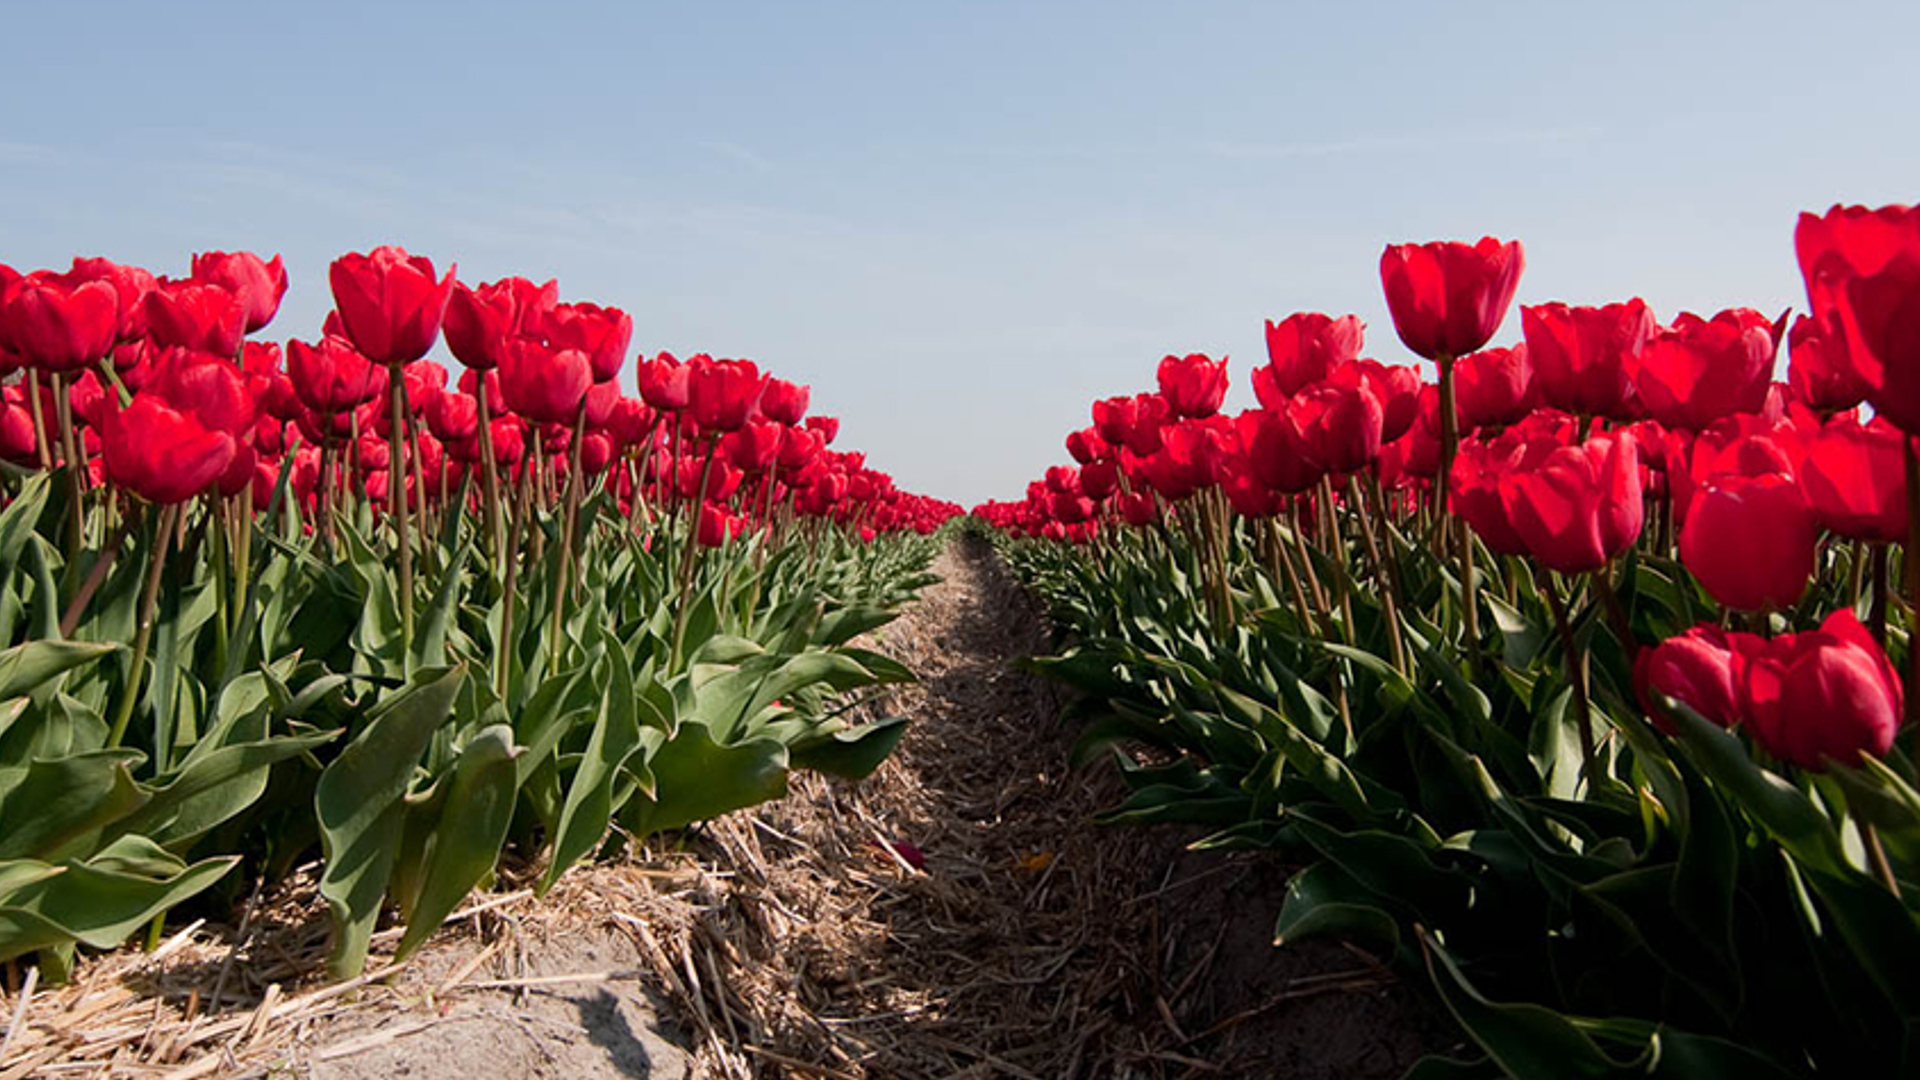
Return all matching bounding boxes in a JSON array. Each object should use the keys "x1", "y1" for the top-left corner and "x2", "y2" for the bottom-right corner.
[{"x1": 3, "y1": 1, "x2": 1916, "y2": 506}]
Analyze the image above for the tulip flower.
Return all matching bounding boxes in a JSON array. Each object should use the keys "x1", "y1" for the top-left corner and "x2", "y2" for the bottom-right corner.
[
  {"x1": 443, "y1": 276, "x2": 559, "y2": 371},
  {"x1": 1263, "y1": 313, "x2": 1364, "y2": 397},
  {"x1": 1744, "y1": 609, "x2": 1903, "y2": 770},
  {"x1": 688, "y1": 357, "x2": 763, "y2": 433},
  {"x1": 1244, "y1": 407, "x2": 1324, "y2": 495},
  {"x1": 805, "y1": 415, "x2": 839, "y2": 445},
  {"x1": 543, "y1": 301, "x2": 632, "y2": 384},
  {"x1": 1787, "y1": 314, "x2": 1869, "y2": 413},
  {"x1": 638, "y1": 352, "x2": 692, "y2": 411},
  {"x1": 0, "y1": 273, "x2": 120, "y2": 372},
  {"x1": 1679, "y1": 473, "x2": 1816, "y2": 611},
  {"x1": 1379, "y1": 237, "x2": 1525, "y2": 362},
  {"x1": 1634, "y1": 624, "x2": 1756, "y2": 735},
  {"x1": 1500, "y1": 431, "x2": 1644, "y2": 575},
  {"x1": 759, "y1": 378, "x2": 810, "y2": 425},
  {"x1": 287, "y1": 336, "x2": 388, "y2": 414},
  {"x1": 1289, "y1": 381, "x2": 1384, "y2": 474},
  {"x1": 499, "y1": 339, "x2": 592, "y2": 426},
  {"x1": 1521, "y1": 299, "x2": 1655, "y2": 419},
  {"x1": 67, "y1": 257, "x2": 157, "y2": 343},
  {"x1": 100, "y1": 395, "x2": 236, "y2": 504},
  {"x1": 1629, "y1": 310, "x2": 1776, "y2": 431},
  {"x1": 191, "y1": 251, "x2": 288, "y2": 333},
  {"x1": 1454, "y1": 344, "x2": 1537, "y2": 429},
  {"x1": 1798, "y1": 417, "x2": 1907, "y2": 543},
  {"x1": 144, "y1": 279, "x2": 247, "y2": 357},
  {"x1": 1795, "y1": 204, "x2": 1920, "y2": 434},
  {"x1": 327, "y1": 246, "x2": 455, "y2": 365},
  {"x1": 1156, "y1": 353, "x2": 1229, "y2": 419}
]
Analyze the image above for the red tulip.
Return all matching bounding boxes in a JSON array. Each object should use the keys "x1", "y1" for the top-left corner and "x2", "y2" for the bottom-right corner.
[
  {"x1": 425, "y1": 390, "x2": 480, "y2": 444},
  {"x1": 191, "y1": 251, "x2": 288, "y2": 333},
  {"x1": 442, "y1": 276, "x2": 558, "y2": 371},
  {"x1": 1453, "y1": 344, "x2": 1537, "y2": 429},
  {"x1": 1263, "y1": 313, "x2": 1364, "y2": 396},
  {"x1": 1797, "y1": 416, "x2": 1907, "y2": 544},
  {"x1": 1379, "y1": 237, "x2": 1524, "y2": 361},
  {"x1": 1244, "y1": 407, "x2": 1324, "y2": 495},
  {"x1": 66, "y1": 258, "x2": 157, "y2": 343},
  {"x1": 0, "y1": 273, "x2": 120, "y2": 372},
  {"x1": 1289, "y1": 381, "x2": 1383, "y2": 474},
  {"x1": 1786, "y1": 314, "x2": 1869, "y2": 413},
  {"x1": 1329, "y1": 359, "x2": 1421, "y2": 443},
  {"x1": 805, "y1": 415, "x2": 839, "y2": 445},
  {"x1": 724, "y1": 420, "x2": 783, "y2": 473},
  {"x1": 1521, "y1": 299, "x2": 1655, "y2": 419},
  {"x1": 100, "y1": 395, "x2": 236, "y2": 504},
  {"x1": 287, "y1": 336, "x2": 387, "y2": 414},
  {"x1": 499, "y1": 339, "x2": 591, "y2": 425},
  {"x1": 759, "y1": 378, "x2": 810, "y2": 425},
  {"x1": 1634, "y1": 625, "x2": 1756, "y2": 735},
  {"x1": 1156, "y1": 353, "x2": 1228, "y2": 419},
  {"x1": 1744, "y1": 609, "x2": 1902, "y2": 770},
  {"x1": 637, "y1": 351, "x2": 691, "y2": 411},
  {"x1": 1629, "y1": 310, "x2": 1776, "y2": 431},
  {"x1": 688, "y1": 357, "x2": 764, "y2": 434},
  {"x1": 1680, "y1": 473, "x2": 1815, "y2": 611},
  {"x1": 1065, "y1": 426, "x2": 1110, "y2": 465},
  {"x1": 327, "y1": 246, "x2": 455, "y2": 365},
  {"x1": 1081, "y1": 459, "x2": 1119, "y2": 500},
  {"x1": 543, "y1": 301, "x2": 632, "y2": 384},
  {"x1": 0, "y1": 388, "x2": 41, "y2": 465},
  {"x1": 1118, "y1": 490, "x2": 1158, "y2": 526},
  {"x1": 1450, "y1": 431, "x2": 1552, "y2": 556},
  {"x1": 1795, "y1": 204, "x2": 1920, "y2": 433},
  {"x1": 1500, "y1": 431, "x2": 1644, "y2": 574}
]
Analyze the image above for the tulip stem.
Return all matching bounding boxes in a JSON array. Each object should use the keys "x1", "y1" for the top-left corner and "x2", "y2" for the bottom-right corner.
[
  {"x1": 51, "y1": 374, "x2": 87, "y2": 559},
  {"x1": 107, "y1": 503, "x2": 177, "y2": 750},
  {"x1": 496, "y1": 439, "x2": 535, "y2": 696},
  {"x1": 1870, "y1": 543, "x2": 1890, "y2": 646},
  {"x1": 476, "y1": 390, "x2": 504, "y2": 567},
  {"x1": 1543, "y1": 573, "x2": 1599, "y2": 788},
  {"x1": 670, "y1": 436, "x2": 721, "y2": 671},
  {"x1": 549, "y1": 408, "x2": 588, "y2": 664},
  {"x1": 60, "y1": 516, "x2": 131, "y2": 638},
  {"x1": 1349, "y1": 476, "x2": 1406, "y2": 674},
  {"x1": 25, "y1": 369, "x2": 52, "y2": 472},
  {"x1": 1907, "y1": 437, "x2": 1920, "y2": 770},
  {"x1": 387, "y1": 366, "x2": 415, "y2": 665}
]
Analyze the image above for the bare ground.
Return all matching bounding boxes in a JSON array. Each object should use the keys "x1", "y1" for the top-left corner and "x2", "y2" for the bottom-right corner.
[{"x1": 0, "y1": 538, "x2": 1458, "y2": 1078}]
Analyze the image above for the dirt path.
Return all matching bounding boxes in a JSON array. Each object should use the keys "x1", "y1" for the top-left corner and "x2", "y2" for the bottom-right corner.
[{"x1": 5, "y1": 539, "x2": 1453, "y2": 1078}]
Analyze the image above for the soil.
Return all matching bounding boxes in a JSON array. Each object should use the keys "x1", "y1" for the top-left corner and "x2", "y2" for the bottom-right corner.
[{"x1": 2, "y1": 538, "x2": 1462, "y2": 1078}]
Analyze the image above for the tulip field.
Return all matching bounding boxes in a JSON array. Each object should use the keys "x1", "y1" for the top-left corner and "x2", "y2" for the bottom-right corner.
[
  {"x1": 969, "y1": 205, "x2": 1920, "y2": 1077},
  {"x1": 4, "y1": 203, "x2": 1920, "y2": 1078}
]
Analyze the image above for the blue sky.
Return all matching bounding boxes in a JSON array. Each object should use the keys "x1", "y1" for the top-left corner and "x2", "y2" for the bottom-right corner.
[{"x1": 3, "y1": 1, "x2": 1916, "y2": 505}]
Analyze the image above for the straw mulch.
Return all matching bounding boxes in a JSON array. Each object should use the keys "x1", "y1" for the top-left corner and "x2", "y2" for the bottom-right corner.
[{"x1": 0, "y1": 538, "x2": 1448, "y2": 1079}]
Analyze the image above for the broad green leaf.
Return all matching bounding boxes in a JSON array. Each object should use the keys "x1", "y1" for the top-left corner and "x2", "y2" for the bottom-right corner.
[{"x1": 394, "y1": 724, "x2": 521, "y2": 960}]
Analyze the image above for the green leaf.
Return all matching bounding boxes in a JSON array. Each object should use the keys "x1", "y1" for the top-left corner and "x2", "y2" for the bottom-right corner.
[
  {"x1": 539, "y1": 646, "x2": 642, "y2": 895},
  {"x1": 0, "y1": 640, "x2": 117, "y2": 702},
  {"x1": 393, "y1": 724, "x2": 521, "y2": 960},
  {"x1": 315, "y1": 666, "x2": 465, "y2": 978},
  {"x1": 0, "y1": 750, "x2": 148, "y2": 862},
  {"x1": 623, "y1": 720, "x2": 788, "y2": 838},
  {"x1": 1274, "y1": 860, "x2": 1402, "y2": 951},
  {"x1": 790, "y1": 716, "x2": 909, "y2": 780},
  {"x1": 0, "y1": 851, "x2": 236, "y2": 963}
]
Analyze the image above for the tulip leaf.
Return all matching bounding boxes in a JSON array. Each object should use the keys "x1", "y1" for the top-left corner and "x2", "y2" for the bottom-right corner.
[
  {"x1": 394, "y1": 723, "x2": 520, "y2": 960},
  {"x1": 316, "y1": 665, "x2": 465, "y2": 978},
  {"x1": 1274, "y1": 860, "x2": 1401, "y2": 951},
  {"x1": 0, "y1": 640, "x2": 117, "y2": 703},
  {"x1": 622, "y1": 719, "x2": 788, "y2": 839},
  {"x1": 0, "y1": 851, "x2": 236, "y2": 963},
  {"x1": 789, "y1": 716, "x2": 909, "y2": 780},
  {"x1": 540, "y1": 646, "x2": 641, "y2": 895},
  {"x1": 0, "y1": 749, "x2": 148, "y2": 862}
]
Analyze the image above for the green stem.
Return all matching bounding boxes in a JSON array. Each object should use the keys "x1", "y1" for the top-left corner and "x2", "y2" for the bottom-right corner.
[
  {"x1": 387, "y1": 365, "x2": 414, "y2": 663},
  {"x1": 106, "y1": 503, "x2": 177, "y2": 749}
]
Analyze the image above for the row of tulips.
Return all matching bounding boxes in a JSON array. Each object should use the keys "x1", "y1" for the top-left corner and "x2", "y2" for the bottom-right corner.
[
  {"x1": 0, "y1": 246, "x2": 957, "y2": 982},
  {"x1": 978, "y1": 205, "x2": 1920, "y2": 1077}
]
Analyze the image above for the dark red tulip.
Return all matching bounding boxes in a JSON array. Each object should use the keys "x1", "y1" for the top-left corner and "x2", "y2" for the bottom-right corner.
[
  {"x1": 579, "y1": 379, "x2": 621, "y2": 429},
  {"x1": 1263, "y1": 313, "x2": 1364, "y2": 396},
  {"x1": 1379, "y1": 237, "x2": 1524, "y2": 361},
  {"x1": 1500, "y1": 431, "x2": 1644, "y2": 574},
  {"x1": 287, "y1": 336, "x2": 387, "y2": 414},
  {"x1": 1156, "y1": 353, "x2": 1228, "y2": 419},
  {"x1": 425, "y1": 390, "x2": 480, "y2": 444},
  {"x1": 144, "y1": 280, "x2": 246, "y2": 356},
  {"x1": 543, "y1": 301, "x2": 632, "y2": 384},
  {"x1": 0, "y1": 273, "x2": 120, "y2": 372},
  {"x1": 1118, "y1": 490, "x2": 1158, "y2": 526},
  {"x1": 1454, "y1": 344, "x2": 1537, "y2": 428},
  {"x1": 144, "y1": 348, "x2": 257, "y2": 437},
  {"x1": 698, "y1": 501, "x2": 744, "y2": 547},
  {"x1": 1450, "y1": 428, "x2": 1562, "y2": 556},
  {"x1": 1744, "y1": 609, "x2": 1902, "y2": 770},
  {"x1": 1795, "y1": 204, "x2": 1920, "y2": 433},
  {"x1": 1521, "y1": 299, "x2": 1655, "y2": 419},
  {"x1": 1634, "y1": 625, "x2": 1756, "y2": 735},
  {"x1": 680, "y1": 456, "x2": 743, "y2": 501},
  {"x1": 1065, "y1": 426, "x2": 1111, "y2": 465},
  {"x1": 499, "y1": 339, "x2": 592, "y2": 425},
  {"x1": 1797, "y1": 416, "x2": 1906, "y2": 544},
  {"x1": 724, "y1": 420, "x2": 783, "y2": 473},
  {"x1": 1680, "y1": 473, "x2": 1815, "y2": 611},
  {"x1": 327, "y1": 246, "x2": 455, "y2": 365},
  {"x1": 1244, "y1": 407, "x2": 1324, "y2": 495},
  {"x1": 0, "y1": 388, "x2": 40, "y2": 465},
  {"x1": 1629, "y1": 310, "x2": 1775, "y2": 431},
  {"x1": 100, "y1": 395, "x2": 236, "y2": 504},
  {"x1": 1081, "y1": 459, "x2": 1119, "y2": 500},
  {"x1": 191, "y1": 251, "x2": 288, "y2": 333},
  {"x1": 688, "y1": 357, "x2": 764, "y2": 433}
]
